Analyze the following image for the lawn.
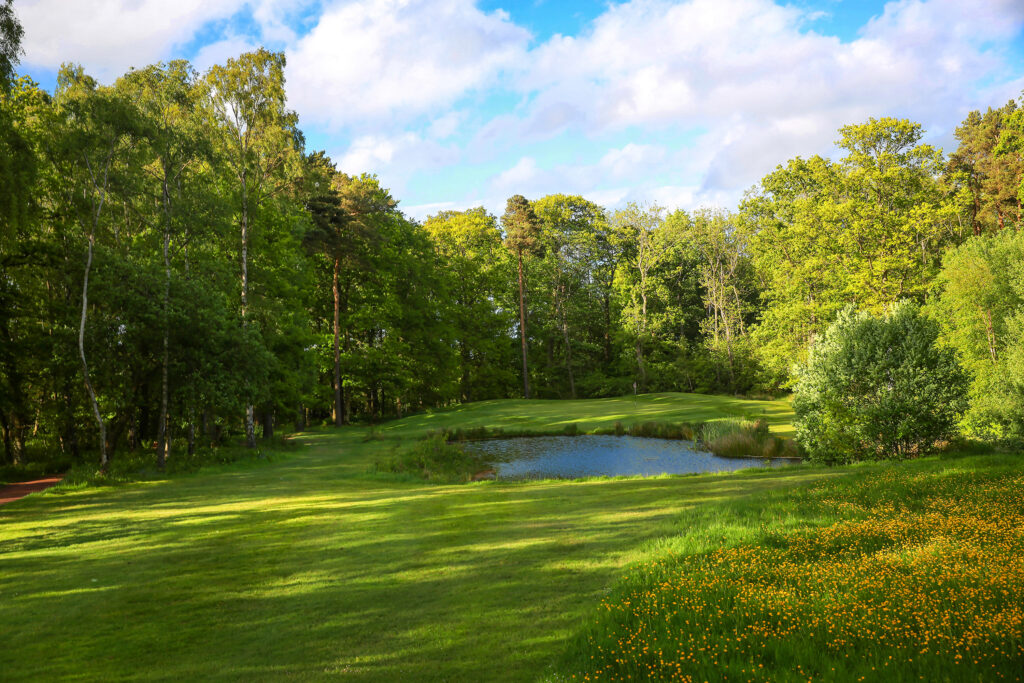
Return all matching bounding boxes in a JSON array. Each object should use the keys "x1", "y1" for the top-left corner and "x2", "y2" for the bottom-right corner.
[{"x1": 1, "y1": 392, "x2": 1019, "y2": 681}]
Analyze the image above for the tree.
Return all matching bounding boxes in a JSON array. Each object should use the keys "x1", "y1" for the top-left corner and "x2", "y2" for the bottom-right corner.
[
  {"x1": 54, "y1": 66, "x2": 139, "y2": 469},
  {"x1": 117, "y1": 61, "x2": 210, "y2": 467},
  {"x1": 794, "y1": 302, "x2": 968, "y2": 463},
  {"x1": 933, "y1": 230, "x2": 1024, "y2": 437},
  {"x1": 948, "y1": 102, "x2": 1021, "y2": 234},
  {"x1": 0, "y1": 0, "x2": 21, "y2": 91},
  {"x1": 206, "y1": 49, "x2": 299, "y2": 447},
  {"x1": 423, "y1": 208, "x2": 513, "y2": 401},
  {"x1": 0, "y1": 0, "x2": 27, "y2": 230},
  {"x1": 532, "y1": 194, "x2": 606, "y2": 398},
  {"x1": 305, "y1": 166, "x2": 394, "y2": 425},
  {"x1": 502, "y1": 195, "x2": 542, "y2": 399},
  {"x1": 995, "y1": 103, "x2": 1024, "y2": 220},
  {"x1": 744, "y1": 117, "x2": 959, "y2": 387},
  {"x1": 612, "y1": 202, "x2": 663, "y2": 391}
]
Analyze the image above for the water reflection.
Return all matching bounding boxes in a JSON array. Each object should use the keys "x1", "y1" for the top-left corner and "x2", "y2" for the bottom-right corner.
[{"x1": 461, "y1": 435, "x2": 798, "y2": 480}]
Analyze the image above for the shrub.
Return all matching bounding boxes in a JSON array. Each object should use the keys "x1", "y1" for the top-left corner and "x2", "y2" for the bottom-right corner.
[
  {"x1": 794, "y1": 302, "x2": 968, "y2": 464},
  {"x1": 376, "y1": 434, "x2": 488, "y2": 481},
  {"x1": 706, "y1": 430, "x2": 762, "y2": 458},
  {"x1": 700, "y1": 418, "x2": 764, "y2": 444},
  {"x1": 700, "y1": 418, "x2": 795, "y2": 458}
]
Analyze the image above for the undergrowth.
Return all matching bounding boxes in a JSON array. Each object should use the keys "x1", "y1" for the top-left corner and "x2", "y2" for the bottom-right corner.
[
  {"x1": 375, "y1": 434, "x2": 492, "y2": 482},
  {"x1": 702, "y1": 418, "x2": 801, "y2": 459},
  {"x1": 58, "y1": 436, "x2": 296, "y2": 487}
]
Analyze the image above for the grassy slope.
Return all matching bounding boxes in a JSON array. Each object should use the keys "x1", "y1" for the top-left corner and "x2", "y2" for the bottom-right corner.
[
  {"x1": 374, "y1": 392, "x2": 797, "y2": 438},
  {"x1": 4, "y1": 393, "x2": 1015, "y2": 681},
  {"x1": 0, "y1": 393, "x2": 815, "y2": 681},
  {"x1": 552, "y1": 453, "x2": 1024, "y2": 681}
]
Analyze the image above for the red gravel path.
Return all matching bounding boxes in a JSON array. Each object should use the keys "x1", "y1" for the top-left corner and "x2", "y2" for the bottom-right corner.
[{"x1": 0, "y1": 476, "x2": 63, "y2": 506}]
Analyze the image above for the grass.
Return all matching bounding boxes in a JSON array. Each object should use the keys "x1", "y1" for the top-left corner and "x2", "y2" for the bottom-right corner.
[
  {"x1": 701, "y1": 418, "x2": 801, "y2": 459},
  {"x1": 372, "y1": 392, "x2": 796, "y2": 439},
  {"x1": 552, "y1": 455, "x2": 1024, "y2": 682},
  {"x1": 0, "y1": 391, "x2": 1019, "y2": 681}
]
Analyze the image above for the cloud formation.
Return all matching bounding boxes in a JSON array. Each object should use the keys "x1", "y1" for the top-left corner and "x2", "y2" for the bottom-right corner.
[
  {"x1": 14, "y1": 0, "x2": 1024, "y2": 216},
  {"x1": 285, "y1": 0, "x2": 530, "y2": 130}
]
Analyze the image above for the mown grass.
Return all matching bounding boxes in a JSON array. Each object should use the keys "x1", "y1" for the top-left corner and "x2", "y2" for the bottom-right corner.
[
  {"x1": 0, "y1": 393, "x2": 1018, "y2": 681},
  {"x1": 373, "y1": 392, "x2": 796, "y2": 439},
  {"x1": 552, "y1": 455, "x2": 1024, "y2": 682}
]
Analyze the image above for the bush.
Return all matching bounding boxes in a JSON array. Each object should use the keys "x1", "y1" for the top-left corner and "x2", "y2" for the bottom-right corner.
[
  {"x1": 699, "y1": 418, "x2": 796, "y2": 459},
  {"x1": 794, "y1": 302, "x2": 968, "y2": 464},
  {"x1": 376, "y1": 434, "x2": 490, "y2": 482}
]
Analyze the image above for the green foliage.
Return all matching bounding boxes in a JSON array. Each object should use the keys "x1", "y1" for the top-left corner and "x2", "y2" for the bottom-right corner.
[
  {"x1": 501, "y1": 193, "x2": 543, "y2": 257},
  {"x1": 745, "y1": 117, "x2": 959, "y2": 388},
  {"x1": 0, "y1": 0, "x2": 22, "y2": 90},
  {"x1": 794, "y1": 302, "x2": 968, "y2": 463},
  {"x1": 2, "y1": 39, "x2": 1021, "y2": 480},
  {"x1": 700, "y1": 418, "x2": 799, "y2": 459},
  {"x1": 949, "y1": 100, "x2": 1021, "y2": 233},
  {"x1": 375, "y1": 433, "x2": 489, "y2": 482},
  {"x1": 932, "y1": 230, "x2": 1024, "y2": 437}
]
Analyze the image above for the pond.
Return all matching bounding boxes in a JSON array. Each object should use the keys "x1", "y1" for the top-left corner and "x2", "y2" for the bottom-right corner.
[{"x1": 461, "y1": 435, "x2": 799, "y2": 480}]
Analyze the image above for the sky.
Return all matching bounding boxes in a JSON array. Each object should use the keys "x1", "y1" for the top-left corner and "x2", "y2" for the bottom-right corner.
[{"x1": 13, "y1": 0, "x2": 1024, "y2": 219}]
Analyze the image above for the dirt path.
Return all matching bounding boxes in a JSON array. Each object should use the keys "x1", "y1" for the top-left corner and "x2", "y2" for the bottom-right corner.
[{"x1": 0, "y1": 476, "x2": 63, "y2": 506}]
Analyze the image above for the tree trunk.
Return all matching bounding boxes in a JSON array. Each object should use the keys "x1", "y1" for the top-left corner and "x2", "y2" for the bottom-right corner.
[
  {"x1": 333, "y1": 256, "x2": 342, "y2": 427},
  {"x1": 342, "y1": 327, "x2": 351, "y2": 424},
  {"x1": 561, "y1": 315, "x2": 576, "y2": 399},
  {"x1": 157, "y1": 189, "x2": 171, "y2": 469},
  {"x1": 0, "y1": 415, "x2": 11, "y2": 465},
  {"x1": 240, "y1": 168, "x2": 256, "y2": 448},
  {"x1": 79, "y1": 232, "x2": 108, "y2": 470},
  {"x1": 637, "y1": 291, "x2": 648, "y2": 391},
  {"x1": 602, "y1": 292, "x2": 611, "y2": 363},
  {"x1": 983, "y1": 308, "x2": 999, "y2": 362},
  {"x1": 11, "y1": 414, "x2": 25, "y2": 466},
  {"x1": 262, "y1": 409, "x2": 274, "y2": 440},
  {"x1": 517, "y1": 250, "x2": 531, "y2": 399}
]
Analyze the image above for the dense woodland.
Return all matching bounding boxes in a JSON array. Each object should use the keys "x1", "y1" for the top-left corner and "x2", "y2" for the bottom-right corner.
[{"x1": 2, "y1": 2, "x2": 1024, "y2": 469}]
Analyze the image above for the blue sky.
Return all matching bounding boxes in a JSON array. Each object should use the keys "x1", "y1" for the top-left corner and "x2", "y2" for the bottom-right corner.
[{"x1": 14, "y1": 0, "x2": 1024, "y2": 219}]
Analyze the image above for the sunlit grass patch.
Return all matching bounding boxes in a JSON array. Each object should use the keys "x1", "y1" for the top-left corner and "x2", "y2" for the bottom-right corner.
[{"x1": 557, "y1": 459, "x2": 1024, "y2": 681}]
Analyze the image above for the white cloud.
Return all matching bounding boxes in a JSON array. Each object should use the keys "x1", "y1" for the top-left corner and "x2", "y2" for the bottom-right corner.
[
  {"x1": 191, "y1": 35, "x2": 262, "y2": 75},
  {"x1": 599, "y1": 143, "x2": 666, "y2": 180},
  {"x1": 477, "y1": 0, "x2": 1024, "y2": 201},
  {"x1": 336, "y1": 131, "x2": 461, "y2": 197},
  {"x1": 286, "y1": 0, "x2": 530, "y2": 130},
  {"x1": 17, "y1": 0, "x2": 1024, "y2": 213},
  {"x1": 428, "y1": 111, "x2": 467, "y2": 139},
  {"x1": 491, "y1": 156, "x2": 542, "y2": 192},
  {"x1": 17, "y1": 0, "x2": 245, "y2": 80}
]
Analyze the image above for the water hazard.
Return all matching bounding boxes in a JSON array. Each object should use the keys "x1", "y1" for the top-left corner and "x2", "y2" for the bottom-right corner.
[{"x1": 461, "y1": 435, "x2": 799, "y2": 480}]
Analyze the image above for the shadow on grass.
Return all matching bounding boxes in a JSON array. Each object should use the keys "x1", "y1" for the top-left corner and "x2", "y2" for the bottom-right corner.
[{"x1": 0, "y1": 430, "x2": 832, "y2": 681}]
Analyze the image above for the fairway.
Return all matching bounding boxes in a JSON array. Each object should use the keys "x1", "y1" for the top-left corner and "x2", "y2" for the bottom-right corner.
[{"x1": 0, "y1": 394, "x2": 819, "y2": 681}]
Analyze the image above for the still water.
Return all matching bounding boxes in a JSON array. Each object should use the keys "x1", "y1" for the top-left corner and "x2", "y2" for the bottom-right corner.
[{"x1": 461, "y1": 435, "x2": 799, "y2": 480}]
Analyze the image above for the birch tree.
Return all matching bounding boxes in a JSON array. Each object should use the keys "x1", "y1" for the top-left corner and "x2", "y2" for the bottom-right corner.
[
  {"x1": 54, "y1": 66, "x2": 136, "y2": 469},
  {"x1": 206, "y1": 49, "x2": 298, "y2": 447}
]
